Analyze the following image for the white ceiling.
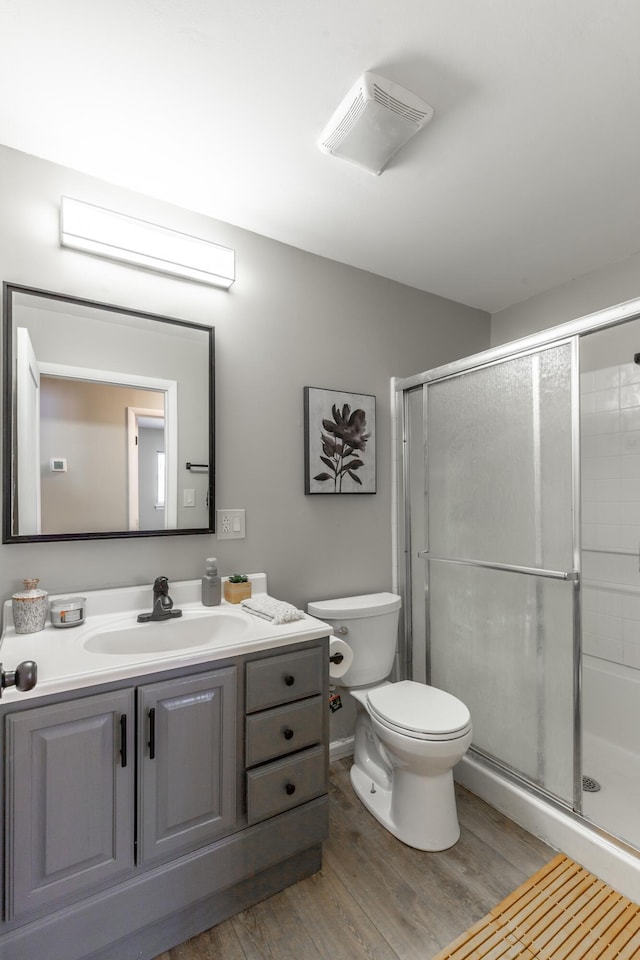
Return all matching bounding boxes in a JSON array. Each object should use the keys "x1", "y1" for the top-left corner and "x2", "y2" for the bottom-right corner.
[{"x1": 2, "y1": 0, "x2": 640, "y2": 314}]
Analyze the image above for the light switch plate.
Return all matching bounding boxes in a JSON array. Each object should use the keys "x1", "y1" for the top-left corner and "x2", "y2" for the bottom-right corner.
[{"x1": 216, "y1": 508, "x2": 246, "y2": 539}]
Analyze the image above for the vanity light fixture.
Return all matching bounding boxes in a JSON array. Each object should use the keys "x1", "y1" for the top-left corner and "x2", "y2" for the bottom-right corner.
[{"x1": 60, "y1": 197, "x2": 235, "y2": 289}]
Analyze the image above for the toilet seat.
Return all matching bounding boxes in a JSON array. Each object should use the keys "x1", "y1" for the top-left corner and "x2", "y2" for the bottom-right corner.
[{"x1": 367, "y1": 680, "x2": 471, "y2": 742}]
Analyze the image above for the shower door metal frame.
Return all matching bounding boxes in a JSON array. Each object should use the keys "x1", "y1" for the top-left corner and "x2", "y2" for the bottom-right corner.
[{"x1": 394, "y1": 295, "x2": 640, "y2": 818}]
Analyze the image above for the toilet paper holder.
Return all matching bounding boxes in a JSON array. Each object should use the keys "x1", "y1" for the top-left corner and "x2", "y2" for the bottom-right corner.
[
  {"x1": 330, "y1": 625, "x2": 348, "y2": 663},
  {"x1": 328, "y1": 635, "x2": 353, "y2": 679}
]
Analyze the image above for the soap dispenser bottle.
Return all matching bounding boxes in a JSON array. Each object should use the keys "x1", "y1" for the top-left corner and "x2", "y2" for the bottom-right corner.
[{"x1": 202, "y1": 558, "x2": 221, "y2": 606}]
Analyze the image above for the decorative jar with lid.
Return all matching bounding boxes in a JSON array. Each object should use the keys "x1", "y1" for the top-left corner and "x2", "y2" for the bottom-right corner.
[{"x1": 12, "y1": 578, "x2": 49, "y2": 634}]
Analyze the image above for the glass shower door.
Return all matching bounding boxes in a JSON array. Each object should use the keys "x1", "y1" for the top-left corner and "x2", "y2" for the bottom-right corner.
[
  {"x1": 579, "y1": 318, "x2": 640, "y2": 848},
  {"x1": 424, "y1": 342, "x2": 579, "y2": 806}
]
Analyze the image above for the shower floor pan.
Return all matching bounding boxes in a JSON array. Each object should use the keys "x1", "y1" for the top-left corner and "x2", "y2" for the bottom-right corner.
[{"x1": 582, "y1": 731, "x2": 640, "y2": 851}]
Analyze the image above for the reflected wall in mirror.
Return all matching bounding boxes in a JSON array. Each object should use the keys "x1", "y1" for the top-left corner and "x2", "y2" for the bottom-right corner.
[{"x1": 2, "y1": 283, "x2": 214, "y2": 542}]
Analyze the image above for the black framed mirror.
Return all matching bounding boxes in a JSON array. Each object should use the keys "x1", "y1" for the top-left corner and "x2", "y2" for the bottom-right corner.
[{"x1": 2, "y1": 283, "x2": 214, "y2": 542}]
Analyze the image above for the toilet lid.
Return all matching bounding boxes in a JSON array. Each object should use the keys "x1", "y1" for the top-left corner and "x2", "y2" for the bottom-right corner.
[{"x1": 367, "y1": 680, "x2": 471, "y2": 739}]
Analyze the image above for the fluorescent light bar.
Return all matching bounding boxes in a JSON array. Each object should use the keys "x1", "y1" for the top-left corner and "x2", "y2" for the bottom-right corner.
[{"x1": 60, "y1": 197, "x2": 235, "y2": 289}]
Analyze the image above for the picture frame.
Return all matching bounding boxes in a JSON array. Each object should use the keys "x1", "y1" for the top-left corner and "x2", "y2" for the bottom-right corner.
[{"x1": 304, "y1": 386, "x2": 376, "y2": 495}]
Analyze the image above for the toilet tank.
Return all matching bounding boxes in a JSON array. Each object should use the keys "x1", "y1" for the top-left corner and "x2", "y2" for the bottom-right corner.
[{"x1": 307, "y1": 592, "x2": 401, "y2": 687}]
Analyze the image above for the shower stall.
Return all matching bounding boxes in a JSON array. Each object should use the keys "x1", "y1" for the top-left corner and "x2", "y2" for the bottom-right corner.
[{"x1": 394, "y1": 297, "x2": 640, "y2": 895}]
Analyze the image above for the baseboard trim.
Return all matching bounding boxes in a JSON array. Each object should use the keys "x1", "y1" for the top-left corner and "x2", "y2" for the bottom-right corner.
[{"x1": 330, "y1": 736, "x2": 354, "y2": 762}]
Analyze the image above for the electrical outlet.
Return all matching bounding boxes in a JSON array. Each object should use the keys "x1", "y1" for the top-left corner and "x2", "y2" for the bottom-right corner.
[{"x1": 216, "y1": 508, "x2": 246, "y2": 539}]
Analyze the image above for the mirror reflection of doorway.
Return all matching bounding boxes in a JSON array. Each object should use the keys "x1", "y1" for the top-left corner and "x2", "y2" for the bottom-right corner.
[
  {"x1": 15, "y1": 327, "x2": 41, "y2": 534},
  {"x1": 128, "y1": 408, "x2": 166, "y2": 530},
  {"x1": 39, "y1": 374, "x2": 175, "y2": 535}
]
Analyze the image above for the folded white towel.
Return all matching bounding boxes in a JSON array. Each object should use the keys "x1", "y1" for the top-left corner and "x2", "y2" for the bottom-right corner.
[{"x1": 241, "y1": 594, "x2": 305, "y2": 624}]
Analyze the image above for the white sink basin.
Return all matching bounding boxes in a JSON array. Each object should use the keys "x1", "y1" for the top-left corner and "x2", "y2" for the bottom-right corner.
[{"x1": 82, "y1": 611, "x2": 252, "y2": 655}]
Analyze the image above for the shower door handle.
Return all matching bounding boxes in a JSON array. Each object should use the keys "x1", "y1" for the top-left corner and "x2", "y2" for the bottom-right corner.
[{"x1": 417, "y1": 551, "x2": 579, "y2": 582}]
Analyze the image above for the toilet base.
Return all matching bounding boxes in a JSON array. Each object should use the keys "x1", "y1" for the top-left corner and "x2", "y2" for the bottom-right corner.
[{"x1": 350, "y1": 760, "x2": 461, "y2": 851}]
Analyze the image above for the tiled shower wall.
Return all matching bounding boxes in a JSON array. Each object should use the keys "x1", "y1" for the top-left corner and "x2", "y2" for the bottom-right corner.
[{"x1": 581, "y1": 361, "x2": 640, "y2": 669}]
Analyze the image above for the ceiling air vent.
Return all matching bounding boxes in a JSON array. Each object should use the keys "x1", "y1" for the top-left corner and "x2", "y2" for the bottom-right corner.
[{"x1": 319, "y1": 71, "x2": 434, "y2": 175}]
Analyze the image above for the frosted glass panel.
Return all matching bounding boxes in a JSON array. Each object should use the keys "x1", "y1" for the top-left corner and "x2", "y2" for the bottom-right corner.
[
  {"x1": 429, "y1": 562, "x2": 575, "y2": 804},
  {"x1": 428, "y1": 344, "x2": 573, "y2": 570}
]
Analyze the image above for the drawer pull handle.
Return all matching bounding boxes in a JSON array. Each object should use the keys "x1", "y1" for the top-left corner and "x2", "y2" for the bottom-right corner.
[
  {"x1": 120, "y1": 714, "x2": 128, "y2": 768},
  {"x1": 148, "y1": 708, "x2": 156, "y2": 760},
  {"x1": 285, "y1": 782, "x2": 296, "y2": 796},
  {"x1": 283, "y1": 727, "x2": 294, "y2": 741},
  {"x1": 284, "y1": 674, "x2": 295, "y2": 687}
]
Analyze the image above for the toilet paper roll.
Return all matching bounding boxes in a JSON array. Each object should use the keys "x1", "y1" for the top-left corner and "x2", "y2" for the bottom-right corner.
[{"x1": 329, "y1": 637, "x2": 353, "y2": 679}]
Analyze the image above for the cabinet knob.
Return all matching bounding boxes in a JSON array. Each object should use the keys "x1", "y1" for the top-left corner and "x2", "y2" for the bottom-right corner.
[
  {"x1": 0, "y1": 660, "x2": 37, "y2": 698},
  {"x1": 284, "y1": 674, "x2": 295, "y2": 687},
  {"x1": 283, "y1": 727, "x2": 294, "y2": 741},
  {"x1": 285, "y1": 782, "x2": 296, "y2": 796}
]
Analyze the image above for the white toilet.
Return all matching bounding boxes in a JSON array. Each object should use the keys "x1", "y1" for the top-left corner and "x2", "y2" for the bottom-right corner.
[{"x1": 307, "y1": 592, "x2": 472, "y2": 851}]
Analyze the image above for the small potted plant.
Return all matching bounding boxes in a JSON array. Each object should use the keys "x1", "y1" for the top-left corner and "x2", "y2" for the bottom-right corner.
[{"x1": 224, "y1": 573, "x2": 251, "y2": 604}]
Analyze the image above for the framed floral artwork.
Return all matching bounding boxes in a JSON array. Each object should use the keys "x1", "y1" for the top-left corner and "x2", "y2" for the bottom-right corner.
[{"x1": 304, "y1": 386, "x2": 376, "y2": 494}]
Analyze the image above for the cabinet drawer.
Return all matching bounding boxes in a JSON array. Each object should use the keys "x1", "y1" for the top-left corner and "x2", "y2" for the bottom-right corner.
[
  {"x1": 246, "y1": 695, "x2": 323, "y2": 767},
  {"x1": 246, "y1": 646, "x2": 324, "y2": 712},
  {"x1": 246, "y1": 745, "x2": 327, "y2": 824}
]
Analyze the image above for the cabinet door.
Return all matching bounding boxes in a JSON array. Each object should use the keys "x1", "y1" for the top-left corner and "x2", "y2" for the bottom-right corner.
[
  {"x1": 5, "y1": 688, "x2": 135, "y2": 922},
  {"x1": 138, "y1": 667, "x2": 236, "y2": 865}
]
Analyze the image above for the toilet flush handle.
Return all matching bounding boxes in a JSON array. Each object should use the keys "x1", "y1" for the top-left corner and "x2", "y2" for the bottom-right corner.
[{"x1": 336, "y1": 625, "x2": 349, "y2": 636}]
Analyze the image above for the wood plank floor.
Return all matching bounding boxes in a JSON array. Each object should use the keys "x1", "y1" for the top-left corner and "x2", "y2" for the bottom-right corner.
[{"x1": 154, "y1": 759, "x2": 555, "y2": 960}]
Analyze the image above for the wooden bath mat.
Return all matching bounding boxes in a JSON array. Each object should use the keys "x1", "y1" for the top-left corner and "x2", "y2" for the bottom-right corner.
[{"x1": 433, "y1": 853, "x2": 640, "y2": 960}]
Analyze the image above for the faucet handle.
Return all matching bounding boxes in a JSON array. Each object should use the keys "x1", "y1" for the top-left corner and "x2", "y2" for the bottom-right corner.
[{"x1": 138, "y1": 576, "x2": 182, "y2": 622}]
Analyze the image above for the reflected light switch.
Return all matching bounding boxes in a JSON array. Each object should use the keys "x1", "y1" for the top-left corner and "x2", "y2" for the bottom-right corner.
[{"x1": 183, "y1": 488, "x2": 195, "y2": 507}]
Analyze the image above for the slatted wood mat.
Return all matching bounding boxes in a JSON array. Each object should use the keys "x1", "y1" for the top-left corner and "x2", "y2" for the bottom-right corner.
[{"x1": 433, "y1": 853, "x2": 640, "y2": 960}]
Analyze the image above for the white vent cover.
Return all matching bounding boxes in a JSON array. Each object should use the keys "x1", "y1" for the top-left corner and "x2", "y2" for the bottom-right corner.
[{"x1": 319, "y1": 72, "x2": 434, "y2": 175}]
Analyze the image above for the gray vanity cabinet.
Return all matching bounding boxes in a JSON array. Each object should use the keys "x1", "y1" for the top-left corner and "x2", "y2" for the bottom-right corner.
[
  {"x1": 5, "y1": 688, "x2": 135, "y2": 922},
  {"x1": 1, "y1": 640, "x2": 328, "y2": 960},
  {"x1": 4, "y1": 667, "x2": 237, "y2": 922},
  {"x1": 137, "y1": 667, "x2": 236, "y2": 865}
]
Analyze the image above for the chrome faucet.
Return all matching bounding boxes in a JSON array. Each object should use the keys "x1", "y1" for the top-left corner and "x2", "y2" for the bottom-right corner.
[{"x1": 137, "y1": 576, "x2": 183, "y2": 623}]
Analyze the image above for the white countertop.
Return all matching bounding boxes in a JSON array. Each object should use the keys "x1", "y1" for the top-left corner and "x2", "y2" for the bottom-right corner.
[{"x1": 0, "y1": 575, "x2": 331, "y2": 703}]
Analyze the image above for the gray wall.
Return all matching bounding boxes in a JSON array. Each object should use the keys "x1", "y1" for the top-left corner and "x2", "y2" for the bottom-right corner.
[
  {"x1": 0, "y1": 144, "x2": 490, "y2": 621},
  {"x1": 491, "y1": 251, "x2": 640, "y2": 346}
]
